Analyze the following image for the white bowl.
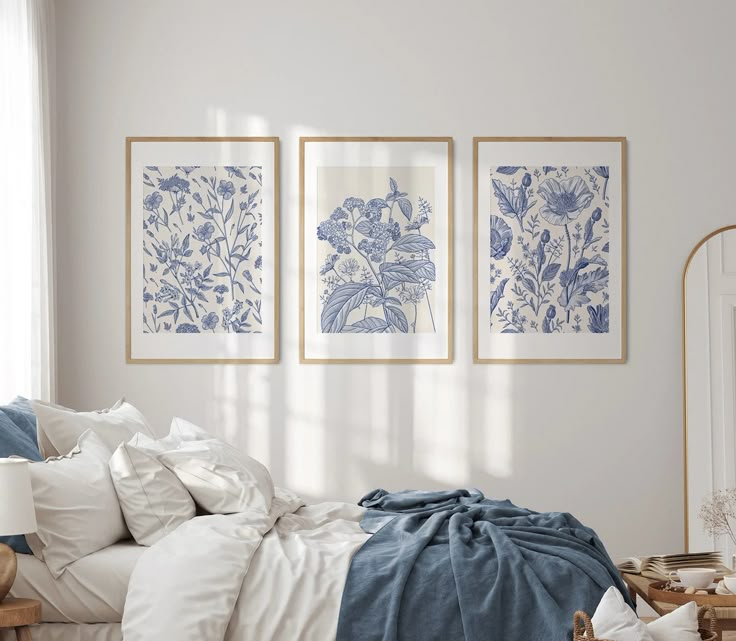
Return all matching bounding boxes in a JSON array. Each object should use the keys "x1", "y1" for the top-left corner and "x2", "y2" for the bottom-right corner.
[
  {"x1": 673, "y1": 568, "x2": 717, "y2": 589},
  {"x1": 723, "y1": 574, "x2": 736, "y2": 594}
]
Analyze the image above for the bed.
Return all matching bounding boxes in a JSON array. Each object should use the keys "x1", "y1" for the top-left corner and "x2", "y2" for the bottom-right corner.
[{"x1": 0, "y1": 397, "x2": 630, "y2": 641}]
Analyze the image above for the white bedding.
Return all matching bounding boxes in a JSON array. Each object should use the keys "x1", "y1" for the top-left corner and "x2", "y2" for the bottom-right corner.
[
  {"x1": 123, "y1": 489, "x2": 369, "y2": 641},
  {"x1": 10, "y1": 542, "x2": 143, "y2": 623}
]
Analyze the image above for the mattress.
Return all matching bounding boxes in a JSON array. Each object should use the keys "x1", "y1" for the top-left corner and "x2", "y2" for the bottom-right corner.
[
  {"x1": 0, "y1": 623, "x2": 121, "y2": 641},
  {"x1": 9, "y1": 541, "x2": 144, "y2": 623}
]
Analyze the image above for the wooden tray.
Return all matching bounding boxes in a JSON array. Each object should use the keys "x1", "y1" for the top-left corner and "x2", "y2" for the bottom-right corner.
[{"x1": 649, "y1": 580, "x2": 736, "y2": 607}]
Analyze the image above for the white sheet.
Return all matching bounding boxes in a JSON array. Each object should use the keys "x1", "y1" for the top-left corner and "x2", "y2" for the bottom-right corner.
[
  {"x1": 122, "y1": 489, "x2": 369, "y2": 641},
  {"x1": 10, "y1": 542, "x2": 143, "y2": 623},
  {"x1": 226, "y1": 500, "x2": 369, "y2": 641},
  {"x1": 0, "y1": 623, "x2": 121, "y2": 641}
]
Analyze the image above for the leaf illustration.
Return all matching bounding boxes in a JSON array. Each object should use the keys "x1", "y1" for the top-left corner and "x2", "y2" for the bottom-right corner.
[
  {"x1": 496, "y1": 166, "x2": 522, "y2": 175},
  {"x1": 543, "y1": 166, "x2": 556, "y2": 174},
  {"x1": 354, "y1": 221, "x2": 373, "y2": 236},
  {"x1": 492, "y1": 179, "x2": 520, "y2": 218},
  {"x1": 389, "y1": 177, "x2": 398, "y2": 193},
  {"x1": 397, "y1": 198, "x2": 413, "y2": 220},
  {"x1": 384, "y1": 305, "x2": 409, "y2": 333},
  {"x1": 391, "y1": 234, "x2": 436, "y2": 253},
  {"x1": 320, "y1": 282, "x2": 373, "y2": 333},
  {"x1": 557, "y1": 267, "x2": 609, "y2": 311},
  {"x1": 343, "y1": 317, "x2": 389, "y2": 333},
  {"x1": 490, "y1": 278, "x2": 509, "y2": 315},
  {"x1": 602, "y1": 242, "x2": 609, "y2": 253},
  {"x1": 379, "y1": 262, "x2": 421, "y2": 290},
  {"x1": 541, "y1": 263, "x2": 561, "y2": 282},
  {"x1": 401, "y1": 259, "x2": 436, "y2": 281}
]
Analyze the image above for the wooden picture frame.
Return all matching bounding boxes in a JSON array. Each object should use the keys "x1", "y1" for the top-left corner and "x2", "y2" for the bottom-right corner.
[
  {"x1": 126, "y1": 136, "x2": 279, "y2": 363},
  {"x1": 473, "y1": 137, "x2": 627, "y2": 364},
  {"x1": 299, "y1": 137, "x2": 453, "y2": 364}
]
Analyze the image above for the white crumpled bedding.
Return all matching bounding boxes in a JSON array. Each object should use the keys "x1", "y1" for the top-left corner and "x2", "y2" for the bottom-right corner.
[{"x1": 122, "y1": 488, "x2": 369, "y2": 641}]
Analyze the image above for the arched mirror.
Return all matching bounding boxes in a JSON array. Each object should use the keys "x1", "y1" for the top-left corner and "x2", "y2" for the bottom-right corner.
[{"x1": 685, "y1": 225, "x2": 736, "y2": 560}]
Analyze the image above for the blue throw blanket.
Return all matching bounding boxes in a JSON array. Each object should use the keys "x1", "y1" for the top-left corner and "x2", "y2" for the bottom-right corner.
[{"x1": 336, "y1": 489, "x2": 631, "y2": 641}]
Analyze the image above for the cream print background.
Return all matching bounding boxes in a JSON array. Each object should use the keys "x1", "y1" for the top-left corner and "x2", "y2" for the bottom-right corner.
[
  {"x1": 316, "y1": 167, "x2": 437, "y2": 334},
  {"x1": 488, "y1": 165, "x2": 610, "y2": 334}
]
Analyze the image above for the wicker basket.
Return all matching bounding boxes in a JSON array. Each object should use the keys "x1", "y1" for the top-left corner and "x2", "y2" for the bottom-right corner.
[
  {"x1": 572, "y1": 606, "x2": 718, "y2": 641},
  {"x1": 572, "y1": 611, "x2": 611, "y2": 641},
  {"x1": 698, "y1": 605, "x2": 718, "y2": 641}
]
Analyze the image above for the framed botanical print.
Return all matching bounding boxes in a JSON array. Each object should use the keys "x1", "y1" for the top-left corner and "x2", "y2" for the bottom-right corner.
[
  {"x1": 126, "y1": 137, "x2": 279, "y2": 363},
  {"x1": 300, "y1": 137, "x2": 453, "y2": 363},
  {"x1": 473, "y1": 137, "x2": 626, "y2": 363}
]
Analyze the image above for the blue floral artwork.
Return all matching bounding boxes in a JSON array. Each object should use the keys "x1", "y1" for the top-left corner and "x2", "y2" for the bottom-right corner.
[
  {"x1": 141, "y1": 165, "x2": 263, "y2": 334},
  {"x1": 316, "y1": 174, "x2": 437, "y2": 334},
  {"x1": 489, "y1": 166, "x2": 610, "y2": 334}
]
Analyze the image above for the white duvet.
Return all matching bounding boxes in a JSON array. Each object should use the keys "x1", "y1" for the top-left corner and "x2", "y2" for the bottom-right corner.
[{"x1": 122, "y1": 488, "x2": 369, "y2": 641}]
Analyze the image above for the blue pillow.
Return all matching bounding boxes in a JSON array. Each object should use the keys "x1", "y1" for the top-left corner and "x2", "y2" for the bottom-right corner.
[{"x1": 0, "y1": 397, "x2": 41, "y2": 554}]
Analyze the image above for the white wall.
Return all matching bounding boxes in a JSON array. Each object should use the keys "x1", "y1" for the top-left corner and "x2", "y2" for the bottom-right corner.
[{"x1": 53, "y1": 0, "x2": 736, "y2": 560}]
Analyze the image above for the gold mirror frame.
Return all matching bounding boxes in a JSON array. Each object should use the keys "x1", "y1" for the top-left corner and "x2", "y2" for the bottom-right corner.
[{"x1": 682, "y1": 224, "x2": 736, "y2": 549}]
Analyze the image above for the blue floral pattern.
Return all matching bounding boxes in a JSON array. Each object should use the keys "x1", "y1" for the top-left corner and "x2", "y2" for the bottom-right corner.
[
  {"x1": 316, "y1": 177, "x2": 437, "y2": 334},
  {"x1": 141, "y1": 165, "x2": 263, "y2": 334},
  {"x1": 489, "y1": 166, "x2": 610, "y2": 334}
]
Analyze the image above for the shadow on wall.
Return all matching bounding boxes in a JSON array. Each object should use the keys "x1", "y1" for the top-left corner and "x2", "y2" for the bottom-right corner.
[{"x1": 148, "y1": 106, "x2": 516, "y2": 505}]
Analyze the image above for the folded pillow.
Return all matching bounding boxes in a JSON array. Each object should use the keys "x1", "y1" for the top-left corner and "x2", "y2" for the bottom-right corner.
[
  {"x1": 32, "y1": 398, "x2": 153, "y2": 458},
  {"x1": 25, "y1": 430, "x2": 129, "y2": 578},
  {"x1": 592, "y1": 586, "x2": 700, "y2": 641},
  {"x1": 143, "y1": 417, "x2": 274, "y2": 515},
  {"x1": 647, "y1": 601, "x2": 700, "y2": 641},
  {"x1": 592, "y1": 586, "x2": 654, "y2": 641},
  {"x1": 109, "y1": 436, "x2": 196, "y2": 546},
  {"x1": 0, "y1": 397, "x2": 43, "y2": 554}
]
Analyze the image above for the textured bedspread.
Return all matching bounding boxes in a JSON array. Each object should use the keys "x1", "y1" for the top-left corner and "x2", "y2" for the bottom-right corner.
[{"x1": 336, "y1": 489, "x2": 631, "y2": 641}]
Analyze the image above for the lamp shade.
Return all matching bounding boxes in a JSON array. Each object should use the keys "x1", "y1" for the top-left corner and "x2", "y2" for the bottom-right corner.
[{"x1": 0, "y1": 459, "x2": 37, "y2": 535}]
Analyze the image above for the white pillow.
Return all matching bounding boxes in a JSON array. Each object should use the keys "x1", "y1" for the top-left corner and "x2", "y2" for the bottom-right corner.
[
  {"x1": 109, "y1": 436, "x2": 196, "y2": 546},
  {"x1": 648, "y1": 601, "x2": 701, "y2": 641},
  {"x1": 592, "y1": 586, "x2": 700, "y2": 641},
  {"x1": 592, "y1": 586, "x2": 654, "y2": 641},
  {"x1": 146, "y1": 417, "x2": 274, "y2": 515},
  {"x1": 32, "y1": 398, "x2": 154, "y2": 458},
  {"x1": 25, "y1": 430, "x2": 128, "y2": 578}
]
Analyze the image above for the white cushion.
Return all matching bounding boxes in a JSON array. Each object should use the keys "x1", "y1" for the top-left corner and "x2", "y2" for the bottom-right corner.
[
  {"x1": 109, "y1": 436, "x2": 196, "y2": 546},
  {"x1": 25, "y1": 430, "x2": 128, "y2": 578},
  {"x1": 592, "y1": 586, "x2": 700, "y2": 641},
  {"x1": 648, "y1": 601, "x2": 701, "y2": 641},
  {"x1": 32, "y1": 398, "x2": 153, "y2": 458},
  {"x1": 592, "y1": 586, "x2": 654, "y2": 641},
  {"x1": 144, "y1": 417, "x2": 274, "y2": 515}
]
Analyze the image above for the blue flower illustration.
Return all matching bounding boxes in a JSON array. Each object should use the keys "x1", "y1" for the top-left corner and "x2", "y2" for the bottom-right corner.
[
  {"x1": 158, "y1": 175, "x2": 190, "y2": 194},
  {"x1": 317, "y1": 219, "x2": 351, "y2": 254},
  {"x1": 217, "y1": 180, "x2": 235, "y2": 200},
  {"x1": 194, "y1": 222, "x2": 215, "y2": 242},
  {"x1": 255, "y1": 256, "x2": 262, "y2": 269},
  {"x1": 316, "y1": 178, "x2": 437, "y2": 334},
  {"x1": 144, "y1": 192, "x2": 163, "y2": 211},
  {"x1": 141, "y1": 165, "x2": 264, "y2": 335},
  {"x1": 320, "y1": 254, "x2": 339, "y2": 275},
  {"x1": 342, "y1": 197, "x2": 365, "y2": 213},
  {"x1": 201, "y1": 312, "x2": 219, "y2": 331},
  {"x1": 490, "y1": 215, "x2": 513, "y2": 259},
  {"x1": 537, "y1": 176, "x2": 594, "y2": 225},
  {"x1": 587, "y1": 303, "x2": 609, "y2": 333},
  {"x1": 175, "y1": 323, "x2": 200, "y2": 333}
]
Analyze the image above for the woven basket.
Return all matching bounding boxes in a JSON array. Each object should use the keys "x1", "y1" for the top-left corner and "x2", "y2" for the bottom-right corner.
[
  {"x1": 572, "y1": 611, "x2": 611, "y2": 641},
  {"x1": 698, "y1": 605, "x2": 718, "y2": 641},
  {"x1": 572, "y1": 606, "x2": 718, "y2": 641}
]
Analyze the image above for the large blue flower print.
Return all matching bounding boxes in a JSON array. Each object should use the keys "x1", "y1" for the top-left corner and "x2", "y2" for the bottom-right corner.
[
  {"x1": 490, "y1": 215, "x2": 513, "y2": 259},
  {"x1": 537, "y1": 176, "x2": 594, "y2": 225}
]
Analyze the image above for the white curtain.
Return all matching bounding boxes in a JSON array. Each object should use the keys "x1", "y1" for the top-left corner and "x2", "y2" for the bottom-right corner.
[{"x1": 0, "y1": 0, "x2": 56, "y2": 402}]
